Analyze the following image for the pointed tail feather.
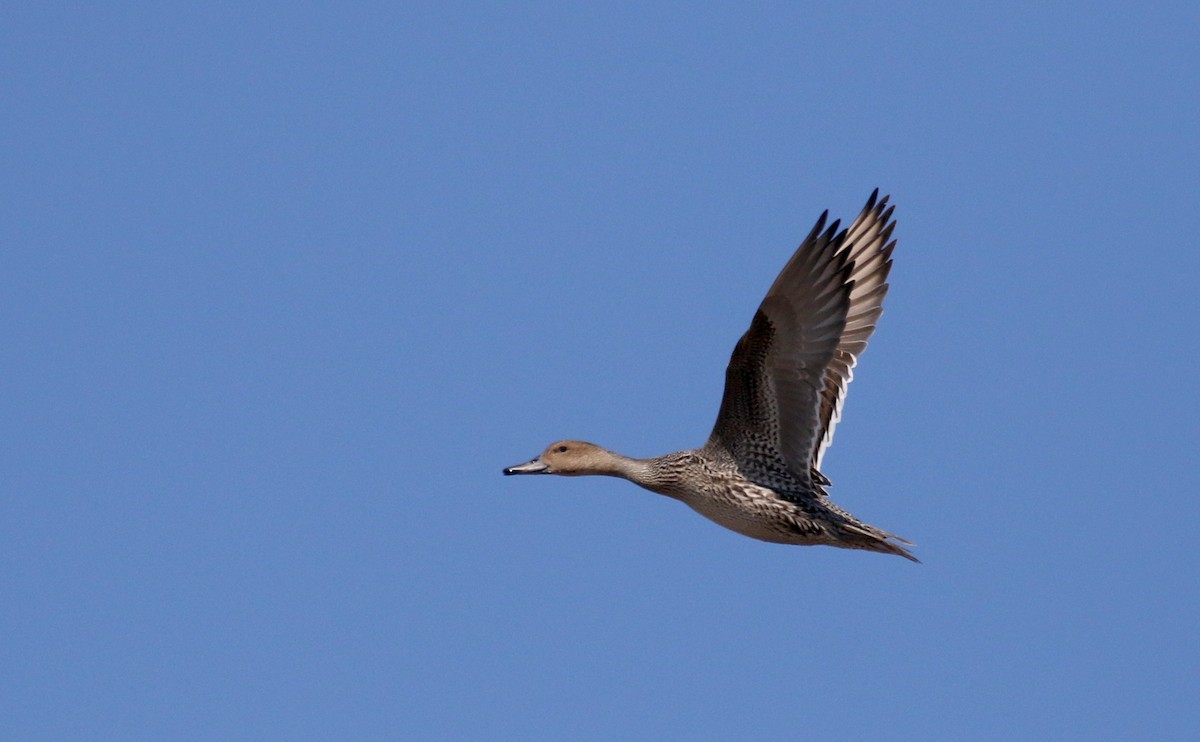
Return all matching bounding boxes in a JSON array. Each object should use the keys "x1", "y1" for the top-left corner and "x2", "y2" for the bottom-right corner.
[{"x1": 840, "y1": 522, "x2": 921, "y2": 563}]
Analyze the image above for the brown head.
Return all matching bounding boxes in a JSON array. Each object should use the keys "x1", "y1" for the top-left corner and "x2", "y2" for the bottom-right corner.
[{"x1": 503, "y1": 440, "x2": 622, "y2": 477}]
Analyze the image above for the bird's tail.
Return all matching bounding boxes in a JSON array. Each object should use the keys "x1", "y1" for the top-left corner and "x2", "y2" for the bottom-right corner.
[{"x1": 839, "y1": 522, "x2": 920, "y2": 563}]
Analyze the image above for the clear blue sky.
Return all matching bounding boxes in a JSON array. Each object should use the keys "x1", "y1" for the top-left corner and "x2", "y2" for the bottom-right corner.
[{"x1": 3, "y1": 2, "x2": 1197, "y2": 739}]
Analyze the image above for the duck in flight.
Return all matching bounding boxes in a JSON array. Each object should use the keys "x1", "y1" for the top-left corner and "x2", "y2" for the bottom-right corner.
[{"x1": 505, "y1": 190, "x2": 916, "y2": 562}]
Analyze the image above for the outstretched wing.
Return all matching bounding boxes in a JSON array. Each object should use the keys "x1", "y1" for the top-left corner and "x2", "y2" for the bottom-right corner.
[
  {"x1": 706, "y1": 209, "x2": 855, "y2": 486},
  {"x1": 812, "y1": 190, "x2": 896, "y2": 470}
]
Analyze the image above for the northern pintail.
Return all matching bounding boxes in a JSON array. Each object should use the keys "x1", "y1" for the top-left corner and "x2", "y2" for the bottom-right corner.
[{"x1": 505, "y1": 190, "x2": 916, "y2": 562}]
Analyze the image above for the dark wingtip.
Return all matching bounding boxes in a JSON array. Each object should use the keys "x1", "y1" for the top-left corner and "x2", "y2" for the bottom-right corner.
[
  {"x1": 823, "y1": 218, "x2": 842, "y2": 242},
  {"x1": 800, "y1": 209, "x2": 830, "y2": 245}
]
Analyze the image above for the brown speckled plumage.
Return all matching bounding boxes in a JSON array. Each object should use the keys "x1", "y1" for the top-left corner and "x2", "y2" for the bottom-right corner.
[{"x1": 505, "y1": 190, "x2": 916, "y2": 562}]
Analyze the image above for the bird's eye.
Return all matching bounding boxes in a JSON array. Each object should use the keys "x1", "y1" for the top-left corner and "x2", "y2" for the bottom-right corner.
[{"x1": 556, "y1": 445, "x2": 568, "y2": 453}]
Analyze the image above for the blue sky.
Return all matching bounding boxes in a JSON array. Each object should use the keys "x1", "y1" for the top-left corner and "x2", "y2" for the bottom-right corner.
[{"x1": 3, "y1": 2, "x2": 1198, "y2": 738}]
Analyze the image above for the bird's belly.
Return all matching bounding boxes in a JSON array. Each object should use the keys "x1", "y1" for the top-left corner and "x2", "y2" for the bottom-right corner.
[{"x1": 682, "y1": 488, "x2": 823, "y2": 545}]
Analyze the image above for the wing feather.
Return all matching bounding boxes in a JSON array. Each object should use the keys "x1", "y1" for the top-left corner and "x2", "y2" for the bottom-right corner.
[
  {"x1": 707, "y1": 210, "x2": 855, "y2": 485},
  {"x1": 707, "y1": 191, "x2": 898, "y2": 485},
  {"x1": 812, "y1": 191, "x2": 897, "y2": 470}
]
